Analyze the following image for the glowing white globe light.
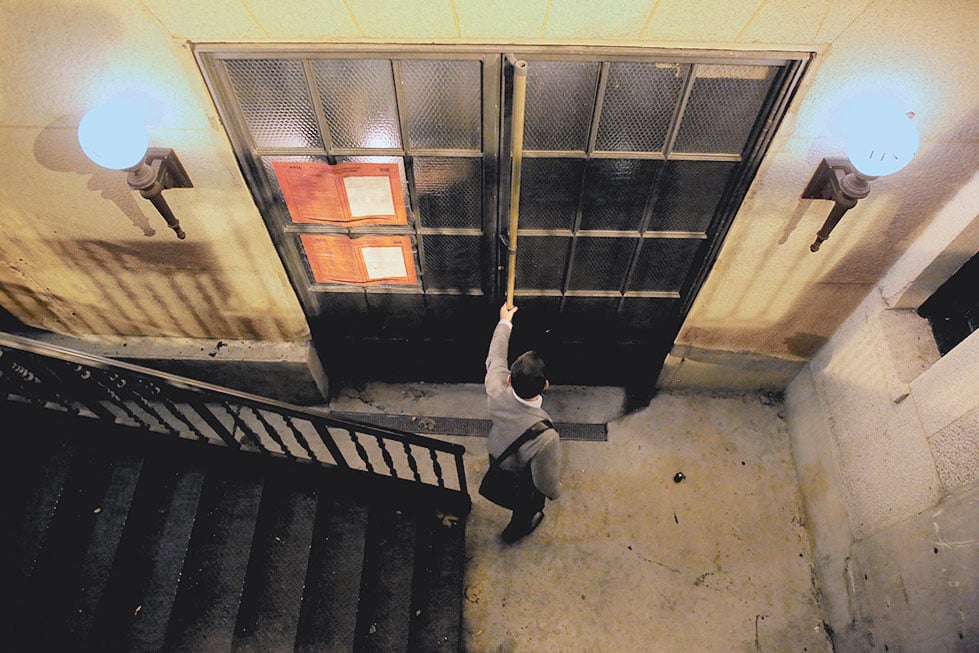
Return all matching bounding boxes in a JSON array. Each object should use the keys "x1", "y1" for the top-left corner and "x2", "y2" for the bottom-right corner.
[
  {"x1": 78, "y1": 103, "x2": 149, "y2": 170},
  {"x1": 844, "y1": 102, "x2": 919, "y2": 177}
]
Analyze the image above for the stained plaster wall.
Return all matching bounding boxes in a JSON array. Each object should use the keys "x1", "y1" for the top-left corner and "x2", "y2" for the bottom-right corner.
[{"x1": 784, "y1": 177, "x2": 979, "y2": 651}]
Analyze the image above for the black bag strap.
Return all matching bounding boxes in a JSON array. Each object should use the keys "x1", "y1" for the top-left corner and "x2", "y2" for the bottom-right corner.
[{"x1": 489, "y1": 420, "x2": 553, "y2": 470}]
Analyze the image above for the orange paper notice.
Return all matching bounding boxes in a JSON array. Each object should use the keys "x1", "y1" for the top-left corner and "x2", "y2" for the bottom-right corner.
[
  {"x1": 301, "y1": 234, "x2": 417, "y2": 286},
  {"x1": 273, "y1": 161, "x2": 407, "y2": 226}
]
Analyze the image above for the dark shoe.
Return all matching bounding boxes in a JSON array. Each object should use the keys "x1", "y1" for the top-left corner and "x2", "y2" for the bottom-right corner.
[{"x1": 501, "y1": 511, "x2": 544, "y2": 544}]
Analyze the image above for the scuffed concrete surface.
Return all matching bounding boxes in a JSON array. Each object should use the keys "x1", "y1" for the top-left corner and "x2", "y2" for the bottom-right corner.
[{"x1": 441, "y1": 391, "x2": 831, "y2": 652}]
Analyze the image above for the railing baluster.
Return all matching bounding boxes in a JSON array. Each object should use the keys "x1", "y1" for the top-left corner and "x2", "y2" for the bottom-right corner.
[
  {"x1": 311, "y1": 422, "x2": 349, "y2": 469},
  {"x1": 93, "y1": 370, "x2": 151, "y2": 430},
  {"x1": 187, "y1": 400, "x2": 241, "y2": 450},
  {"x1": 349, "y1": 430, "x2": 374, "y2": 473},
  {"x1": 126, "y1": 378, "x2": 179, "y2": 436},
  {"x1": 157, "y1": 395, "x2": 208, "y2": 441},
  {"x1": 403, "y1": 442, "x2": 422, "y2": 483},
  {"x1": 429, "y1": 448, "x2": 446, "y2": 488},
  {"x1": 222, "y1": 401, "x2": 264, "y2": 450},
  {"x1": 374, "y1": 435, "x2": 398, "y2": 478},
  {"x1": 61, "y1": 364, "x2": 122, "y2": 421},
  {"x1": 283, "y1": 415, "x2": 318, "y2": 462},
  {"x1": 246, "y1": 405, "x2": 293, "y2": 458}
]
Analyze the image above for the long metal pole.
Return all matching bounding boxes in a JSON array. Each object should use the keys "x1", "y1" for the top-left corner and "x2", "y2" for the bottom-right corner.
[{"x1": 505, "y1": 56, "x2": 528, "y2": 310}]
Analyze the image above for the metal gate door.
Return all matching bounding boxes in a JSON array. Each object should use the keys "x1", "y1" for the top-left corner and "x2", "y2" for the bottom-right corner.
[{"x1": 196, "y1": 46, "x2": 808, "y2": 391}]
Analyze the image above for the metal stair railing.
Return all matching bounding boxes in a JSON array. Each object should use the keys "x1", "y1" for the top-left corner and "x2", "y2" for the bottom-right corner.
[{"x1": 0, "y1": 332, "x2": 470, "y2": 513}]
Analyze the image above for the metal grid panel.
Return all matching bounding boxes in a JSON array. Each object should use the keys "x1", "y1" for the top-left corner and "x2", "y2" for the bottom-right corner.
[
  {"x1": 515, "y1": 236, "x2": 572, "y2": 289},
  {"x1": 673, "y1": 65, "x2": 777, "y2": 154},
  {"x1": 595, "y1": 62, "x2": 687, "y2": 152},
  {"x1": 420, "y1": 235, "x2": 482, "y2": 290},
  {"x1": 524, "y1": 61, "x2": 600, "y2": 151},
  {"x1": 628, "y1": 238, "x2": 703, "y2": 292},
  {"x1": 519, "y1": 158, "x2": 585, "y2": 230},
  {"x1": 224, "y1": 59, "x2": 322, "y2": 149},
  {"x1": 648, "y1": 160, "x2": 735, "y2": 232},
  {"x1": 311, "y1": 59, "x2": 401, "y2": 149},
  {"x1": 618, "y1": 297, "x2": 679, "y2": 333},
  {"x1": 580, "y1": 159, "x2": 659, "y2": 231},
  {"x1": 567, "y1": 237, "x2": 635, "y2": 291},
  {"x1": 413, "y1": 157, "x2": 482, "y2": 229},
  {"x1": 401, "y1": 60, "x2": 482, "y2": 151}
]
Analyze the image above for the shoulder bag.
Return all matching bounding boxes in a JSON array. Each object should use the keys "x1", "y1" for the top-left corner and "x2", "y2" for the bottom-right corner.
[{"x1": 479, "y1": 420, "x2": 553, "y2": 509}]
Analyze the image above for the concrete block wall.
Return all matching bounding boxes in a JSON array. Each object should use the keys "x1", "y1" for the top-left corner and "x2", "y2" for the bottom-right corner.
[{"x1": 784, "y1": 184, "x2": 978, "y2": 651}]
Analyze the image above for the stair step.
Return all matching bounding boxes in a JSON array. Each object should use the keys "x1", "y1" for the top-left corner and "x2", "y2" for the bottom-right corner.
[
  {"x1": 163, "y1": 450, "x2": 265, "y2": 652},
  {"x1": 64, "y1": 449, "x2": 144, "y2": 643},
  {"x1": 233, "y1": 464, "x2": 319, "y2": 652},
  {"x1": 355, "y1": 498, "x2": 419, "y2": 653},
  {"x1": 295, "y1": 473, "x2": 370, "y2": 652},
  {"x1": 8, "y1": 397, "x2": 470, "y2": 653},
  {"x1": 409, "y1": 510, "x2": 467, "y2": 652},
  {"x1": 88, "y1": 437, "x2": 209, "y2": 651},
  {"x1": 8, "y1": 405, "x2": 81, "y2": 592},
  {"x1": 20, "y1": 422, "x2": 140, "y2": 649}
]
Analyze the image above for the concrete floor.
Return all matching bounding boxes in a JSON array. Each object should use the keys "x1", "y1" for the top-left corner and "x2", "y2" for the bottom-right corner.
[{"x1": 331, "y1": 383, "x2": 832, "y2": 652}]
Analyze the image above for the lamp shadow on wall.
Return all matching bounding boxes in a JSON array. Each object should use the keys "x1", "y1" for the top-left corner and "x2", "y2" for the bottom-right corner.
[
  {"x1": 33, "y1": 116, "x2": 157, "y2": 237},
  {"x1": 37, "y1": 236, "x2": 273, "y2": 341}
]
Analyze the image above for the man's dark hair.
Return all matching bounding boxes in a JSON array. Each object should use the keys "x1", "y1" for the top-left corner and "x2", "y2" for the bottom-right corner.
[{"x1": 511, "y1": 350, "x2": 546, "y2": 399}]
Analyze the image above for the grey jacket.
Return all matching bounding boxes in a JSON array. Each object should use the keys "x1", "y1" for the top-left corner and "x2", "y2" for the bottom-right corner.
[{"x1": 484, "y1": 321, "x2": 562, "y2": 499}]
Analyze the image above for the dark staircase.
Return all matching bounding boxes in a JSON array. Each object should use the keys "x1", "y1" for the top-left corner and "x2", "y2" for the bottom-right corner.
[{"x1": 6, "y1": 399, "x2": 467, "y2": 652}]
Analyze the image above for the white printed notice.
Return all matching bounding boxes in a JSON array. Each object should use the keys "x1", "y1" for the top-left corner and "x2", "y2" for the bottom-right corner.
[
  {"x1": 361, "y1": 246, "x2": 408, "y2": 280},
  {"x1": 343, "y1": 176, "x2": 396, "y2": 218}
]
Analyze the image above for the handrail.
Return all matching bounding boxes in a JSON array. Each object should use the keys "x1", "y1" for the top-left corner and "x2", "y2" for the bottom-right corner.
[{"x1": 0, "y1": 331, "x2": 470, "y2": 513}]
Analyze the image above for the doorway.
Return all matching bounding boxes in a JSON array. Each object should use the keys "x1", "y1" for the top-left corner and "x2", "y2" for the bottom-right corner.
[{"x1": 196, "y1": 46, "x2": 809, "y2": 394}]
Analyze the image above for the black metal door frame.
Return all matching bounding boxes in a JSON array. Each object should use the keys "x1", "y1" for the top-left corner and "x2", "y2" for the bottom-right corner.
[{"x1": 195, "y1": 45, "x2": 811, "y2": 394}]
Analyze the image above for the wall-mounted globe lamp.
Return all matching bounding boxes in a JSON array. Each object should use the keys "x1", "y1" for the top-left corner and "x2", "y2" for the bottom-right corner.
[
  {"x1": 78, "y1": 103, "x2": 192, "y2": 239},
  {"x1": 802, "y1": 101, "x2": 919, "y2": 252}
]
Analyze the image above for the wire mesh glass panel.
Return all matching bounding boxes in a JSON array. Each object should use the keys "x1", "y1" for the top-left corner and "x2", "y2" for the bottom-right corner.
[
  {"x1": 619, "y1": 297, "x2": 679, "y2": 333},
  {"x1": 628, "y1": 238, "x2": 703, "y2": 292},
  {"x1": 595, "y1": 62, "x2": 687, "y2": 152},
  {"x1": 519, "y1": 158, "x2": 585, "y2": 230},
  {"x1": 413, "y1": 157, "x2": 482, "y2": 229},
  {"x1": 225, "y1": 59, "x2": 322, "y2": 148},
  {"x1": 401, "y1": 60, "x2": 482, "y2": 151},
  {"x1": 311, "y1": 59, "x2": 401, "y2": 149},
  {"x1": 580, "y1": 159, "x2": 659, "y2": 231},
  {"x1": 648, "y1": 160, "x2": 735, "y2": 232},
  {"x1": 421, "y1": 235, "x2": 482, "y2": 290},
  {"x1": 524, "y1": 61, "x2": 600, "y2": 151},
  {"x1": 567, "y1": 237, "x2": 636, "y2": 291},
  {"x1": 515, "y1": 236, "x2": 572, "y2": 290},
  {"x1": 673, "y1": 64, "x2": 777, "y2": 154}
]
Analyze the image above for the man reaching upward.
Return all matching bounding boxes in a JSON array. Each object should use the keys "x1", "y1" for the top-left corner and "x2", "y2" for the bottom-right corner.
[{"x1": 484, "y1": 304, "x2": 562, "y2": 543}]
